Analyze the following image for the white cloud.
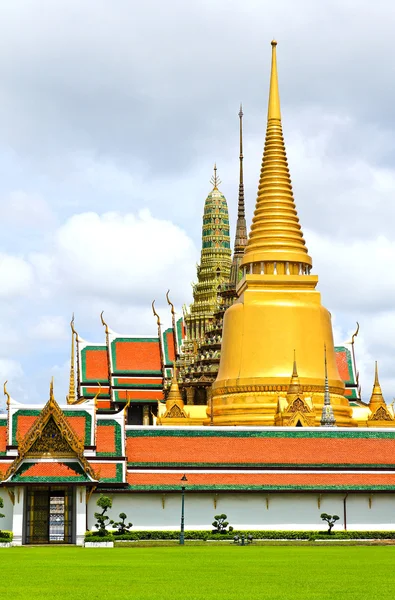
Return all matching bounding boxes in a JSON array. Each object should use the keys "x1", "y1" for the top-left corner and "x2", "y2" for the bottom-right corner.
[
  {"x1": 29, "y1": 315, "x2": 69, "y2": 342},
  {"x1": 0, "y1": 190, "x2": 53, "y2": 228},
  {"x1": 49, "y1": 209, "x2": 198, "y2": 306},
  {"x1": 0, "y1": 254, "x2": 34, "y2": 298}
]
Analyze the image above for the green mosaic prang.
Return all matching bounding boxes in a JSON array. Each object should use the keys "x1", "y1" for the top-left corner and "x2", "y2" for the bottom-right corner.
[
  {"x1": 81, "y1": 346, "x2": 109, "y2": 384},
  {"x1": 96, "y1": 420, "x2": 122, "y2": 456},
  {"x1": 12, "y1": 409, "x2": 92, "y2": 446},
  {"x1": 126, "y1": 484, "x2": 395, "y2": 491},
  {"x1": 335, "y1": 346, "x2": 355, "y2": 386},
  {"x1": 98, "y1": 463, "x2": 123, "y2": 483},
  {"x1": 111, "y1": 337, "x2": 162, "y2": 375},
  {"x1": 126, "y1": 428, "x2": 395, "y2": 440}
]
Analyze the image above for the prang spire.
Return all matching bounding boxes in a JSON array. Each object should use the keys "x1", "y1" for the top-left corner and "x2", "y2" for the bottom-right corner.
[
  {"x1": 241, "y1": 41, "x2": 312, "y2": 274},
  {"x1": 321, "y1": 345, "x2": 336, "y2": 427},
  {"x1": 369, "y1": 361, "x2": 386, "y2": 409},
  {"x1": 230, "y1": 104, "x2": 248, "y2": 286}
]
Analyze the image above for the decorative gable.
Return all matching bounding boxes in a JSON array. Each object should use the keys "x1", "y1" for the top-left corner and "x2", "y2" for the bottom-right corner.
[{"x1": 3, "y1": 382, "x2": 97, "y2": 482}]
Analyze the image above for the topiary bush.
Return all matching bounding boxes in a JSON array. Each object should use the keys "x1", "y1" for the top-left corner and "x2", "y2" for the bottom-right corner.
[
  {"x1": 212, "y1": 514, "x2": 234, "y2": 535},
  {"x1": 94, "y1": 495, "x2": 112, "y2": 536},
  {"x1": 111, "y1": 513, "x2": 133, "y2": 535}
]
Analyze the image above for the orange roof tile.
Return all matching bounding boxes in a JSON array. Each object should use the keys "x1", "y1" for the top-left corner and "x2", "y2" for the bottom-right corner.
[
  {"x1": 126, "y1": 433, "x2": 395, "y2": 467},
  {"x1": 127, "y1": 471, "x2": 395, "y2": 489},
  {"x1": 96, "y1": 425, "x2": 116, "y2": 454}
]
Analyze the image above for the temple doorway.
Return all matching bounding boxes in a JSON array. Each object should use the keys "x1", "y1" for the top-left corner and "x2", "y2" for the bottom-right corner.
[{"x1": 25, "y1": 487, "x2": 74, "y2": 544}]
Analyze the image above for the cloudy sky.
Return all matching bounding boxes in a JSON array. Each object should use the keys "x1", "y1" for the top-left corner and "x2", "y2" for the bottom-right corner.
[{"x1": 0, "y1": 0, "x2": 394, "y2": 405}]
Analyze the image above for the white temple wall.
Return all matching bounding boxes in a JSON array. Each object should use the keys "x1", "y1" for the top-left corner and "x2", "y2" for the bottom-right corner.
[
  {"x1": 87, "y1": 491, "x2": 395, "y2": 531},
  {"x1": 1, "y1": 491, "x2": 14, "y2": 532}
]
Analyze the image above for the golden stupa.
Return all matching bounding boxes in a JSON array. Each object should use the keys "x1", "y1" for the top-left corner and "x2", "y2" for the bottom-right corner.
[{"x1": 211, "y1": 41, "x2": 354, "y2": 427}]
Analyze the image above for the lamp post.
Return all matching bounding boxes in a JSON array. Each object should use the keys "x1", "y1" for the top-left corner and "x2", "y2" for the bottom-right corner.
[{"x1": 180, "y1": 474, "x2": 188, "y2": 545}]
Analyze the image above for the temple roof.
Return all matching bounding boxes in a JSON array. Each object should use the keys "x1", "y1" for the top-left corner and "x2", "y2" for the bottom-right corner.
[
  {"x1": 126, "y1": 471, "x2": 395, "y2": 491},
  {"x1": 126, "y1": 427, "x2": 395, "y2": 468}
]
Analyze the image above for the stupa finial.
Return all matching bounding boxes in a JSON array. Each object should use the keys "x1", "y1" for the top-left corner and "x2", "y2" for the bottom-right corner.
[
  {"x1": 210, "y1": 163, "x2": 221, "y2": 190},
  {"x1": 241, "y1": 40, "x2": 312, "y2": 272}
]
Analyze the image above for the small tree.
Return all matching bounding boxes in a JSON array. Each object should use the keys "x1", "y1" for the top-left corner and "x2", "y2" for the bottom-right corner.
[
  {"x1": 320, "y1": 513, "x2": 339, "y2": 535},
  {"x1": 110, "y1": 512, "x2": 133, "y2": 535},
  {"x1": 212, "y1": 514, "x2": 234, "y2": 535},
  {"x1": 94, "y1": 495, "x2": 112, "y2": 536}
]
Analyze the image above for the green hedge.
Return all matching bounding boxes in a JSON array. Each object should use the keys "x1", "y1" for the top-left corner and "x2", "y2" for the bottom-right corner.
[
  {"x1": 0, "y1": 531, "x2": 13, "y2": 541},
  {"x1": 85, "y1": 529, "x2": 395, "y2": 542},
  {"x1": 85, "y1": 533, "x2": 115, "y2": 542}
]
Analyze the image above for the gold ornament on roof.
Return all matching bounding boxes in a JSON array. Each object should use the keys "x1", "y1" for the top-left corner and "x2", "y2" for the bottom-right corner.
[
  {"x1": 151, "y1": 300, "x2": 161, "y2": 327},
  {"x1": 100, "y1": 311, "x2": 110, "y2": 334},
  {"x1": 3, "y1": 381, "x2": 10, "y2": 407}
]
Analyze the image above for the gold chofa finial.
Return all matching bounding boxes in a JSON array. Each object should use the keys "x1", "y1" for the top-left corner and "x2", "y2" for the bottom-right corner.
[
  {"x1": 3, "y1": 381, "x2": 10, "y2": 407},
  {"x1": 152, "y1": 300, "x2": 161, "y2": 327},
  {"x1": 100, "y1": 311, "x2": 109, "y2": 335},
  {"x1": 166, "y1": 290, "x2": 175, "y2": 317},
  {"x1": 210, "y1": 163, "x2": 221, "y2": 190}
]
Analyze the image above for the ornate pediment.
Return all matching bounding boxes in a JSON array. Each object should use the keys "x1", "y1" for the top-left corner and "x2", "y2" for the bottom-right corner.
[
  {"x1": 28, "y1": 417, "x2": 76, "y2": 457},
  {"x1": 370, "y1": 405, "x2": 393, "y2": 422},
  {"x1": 3, "y1": 380, "x2": 97, "y2": 482},
  {"x1": 288, "y1": 398, "x2": 309, "y2": 414},
  {"x1": 166, "y1": 405, "x2": 186, "y2": 419}
]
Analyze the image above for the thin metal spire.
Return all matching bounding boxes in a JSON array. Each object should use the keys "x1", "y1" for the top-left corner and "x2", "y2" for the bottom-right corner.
[
  {"x1": 230, "y1": 105, "x2": 248, "y2": 285},
  {"x1": 321, "y1": 345, "x2": 336, "y2": 427}
]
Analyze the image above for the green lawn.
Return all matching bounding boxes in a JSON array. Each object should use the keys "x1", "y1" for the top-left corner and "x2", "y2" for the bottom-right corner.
[{"x1": 4, "y1": 545, "x2": 395, "y2": 599}]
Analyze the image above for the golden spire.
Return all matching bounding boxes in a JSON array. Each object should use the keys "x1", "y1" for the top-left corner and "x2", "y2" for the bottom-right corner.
[
  {"x1": 287, "y1": 350, "x2": 300, "y2": 396},
  {"x1": 241, "y1": 40, "x2": 312, "y2": 271},
  {"x1": 49, "y1": 377, "x2": 55, "y2": 404},
  {"x1": 67, "y1": 315, "x2": 76, "y2": 405},
  {"x1": 210, "y1": 163, "x2": 221, "y2": 190},
  {"x1": 369, "y1": 361, "x2": 386, "y2": 408},
  {"x1": 166, "y1": 368, "x2": 184, "y2": 407}
]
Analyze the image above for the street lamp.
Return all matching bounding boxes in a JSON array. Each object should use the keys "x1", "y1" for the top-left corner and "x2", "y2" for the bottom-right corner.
[{"x1": 180, "y1": 474, "x2": 188, "y2": 545}]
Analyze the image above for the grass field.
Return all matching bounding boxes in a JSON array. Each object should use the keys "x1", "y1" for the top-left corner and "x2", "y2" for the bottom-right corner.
[{"x1": 4, "y1": 545, "x2": 395, "y2": 599}]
